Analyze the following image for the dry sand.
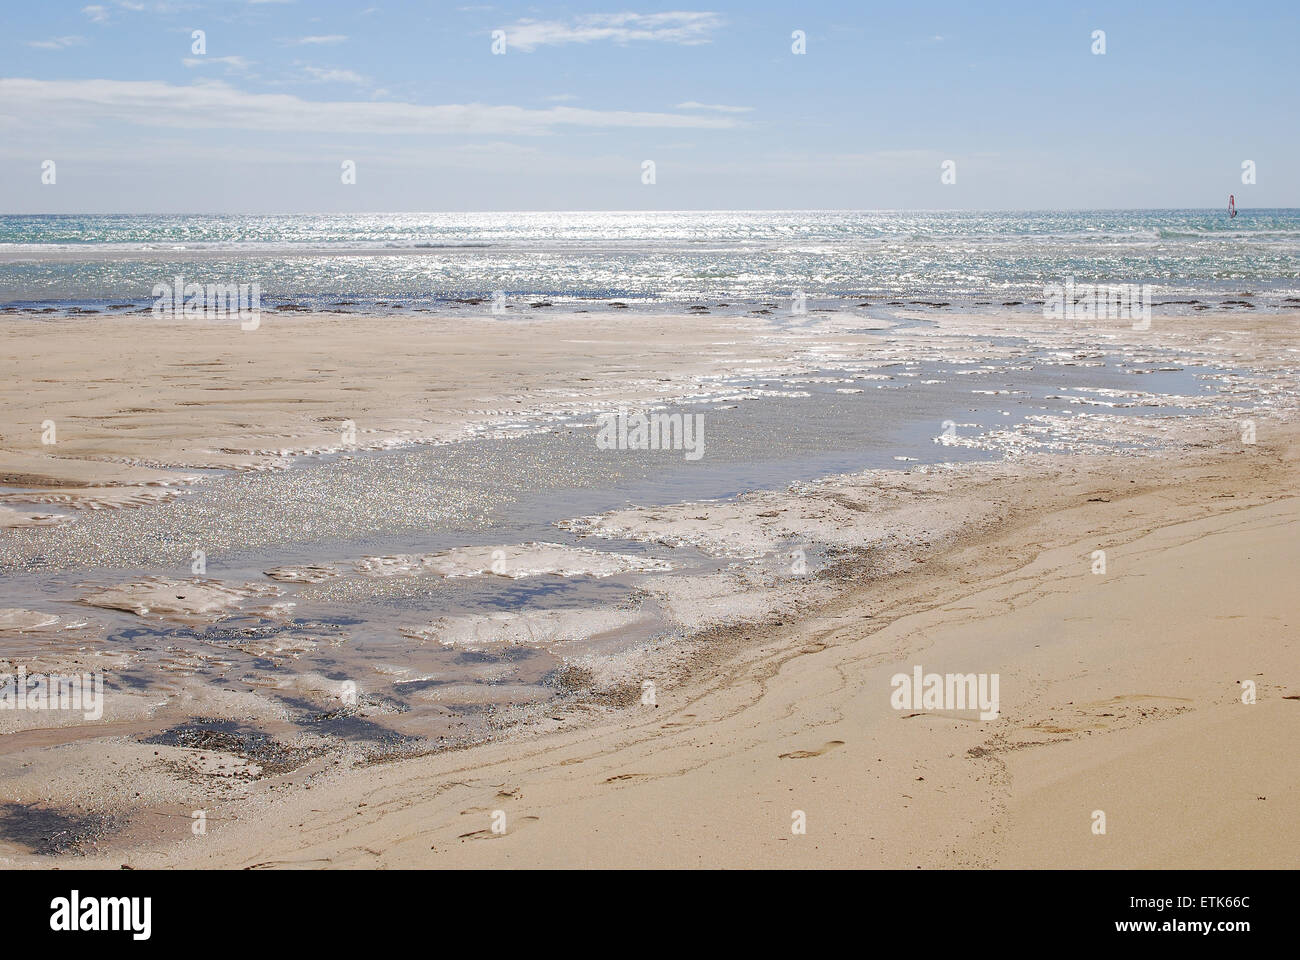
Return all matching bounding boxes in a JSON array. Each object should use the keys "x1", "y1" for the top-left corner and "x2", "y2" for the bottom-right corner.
[{"x1": 0, "y1": 307, "x2": 1296, "y2": 868}]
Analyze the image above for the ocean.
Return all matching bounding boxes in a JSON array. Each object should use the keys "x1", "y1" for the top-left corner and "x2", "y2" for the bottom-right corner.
[{"x1": 2, "y1": 209, "x2": 1298, "y2": 311}]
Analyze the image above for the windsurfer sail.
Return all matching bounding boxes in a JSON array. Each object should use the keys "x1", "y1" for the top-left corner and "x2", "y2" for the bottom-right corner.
[{"x1": 1229, "y1": 194, "x2": 1237, "y2": 218}]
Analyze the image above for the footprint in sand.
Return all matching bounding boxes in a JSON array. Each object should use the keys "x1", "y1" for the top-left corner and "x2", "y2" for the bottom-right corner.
[{"x1": 779, "y1": 740, "x2": 845, "y2": 759}]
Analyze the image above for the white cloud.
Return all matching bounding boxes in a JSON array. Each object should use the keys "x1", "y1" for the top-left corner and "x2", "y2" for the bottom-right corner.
[
  {"x1": 182, "y1": 56, "x2": 255, "y2": 71},
  {"x1": 27, "y1": 36, "x2": 89, "y2": 50},
  {"x1": 291, "y1": 34, "x2": 348, "y2": 45},
  {"x1": 501, "y1": 12, "x2": 723, "y2": 51},
  {"x1": 676, "y1": 101, "x2": 753, "y2": 113},
  {"x1": 82, "y1": 5, "x2": 111, "y2": 23},
  {"x1": 116, "y1": 1, "x2": 196, "y2": 11},
  {"x1": 0, "y1": 78, "x2": 745, "y2": 136},
  {"x1": 301, "y1": 66, "x2": 369, "y2": 85}
]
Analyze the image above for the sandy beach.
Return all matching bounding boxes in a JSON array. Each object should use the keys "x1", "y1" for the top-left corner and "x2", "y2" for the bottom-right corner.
[
  {"x1": 0, "y1": 308, "x2": 794, "y2": 502},
  {"x1": 0, "y1": 305, "x2": 1295, "y2": 868}
]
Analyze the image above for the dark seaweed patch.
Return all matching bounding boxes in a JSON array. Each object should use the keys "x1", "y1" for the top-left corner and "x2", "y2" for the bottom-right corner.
[
  {"x1": 141, "y1": 718, "x2": 324, "y2": 775},
  {"x1": 0, "y1": 802, "x2": 121, "y2": 856},
  {"x1": 275, "y1": 694, "x2": 418, "y2": 745}
]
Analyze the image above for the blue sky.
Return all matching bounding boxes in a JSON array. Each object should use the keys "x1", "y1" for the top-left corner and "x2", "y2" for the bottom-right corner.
[{"x1": 2, "y1": 0, "x2": 1296, "y2": 212}]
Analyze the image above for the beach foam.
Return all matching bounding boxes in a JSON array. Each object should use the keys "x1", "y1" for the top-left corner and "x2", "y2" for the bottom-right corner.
[{"x1": 355, "y1": 543, "x2": 671, "y2": 580}]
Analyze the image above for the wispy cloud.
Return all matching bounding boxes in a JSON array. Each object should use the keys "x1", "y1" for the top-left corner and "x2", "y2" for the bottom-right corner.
[
  {"x1": 501, "y1": 12, "x2": 723, "y2": 52},
  {"x1": 182, "y1": 55, "x2": 255, "y2": 71},
  {"x1": 300, "y1": 66, "x2": 370, "y2": 85},
  {"x1": 0, "y1": 78, "x2": 746, "y2": 136},
  {"x1": 115, "y1": 1, "x2": 197, "y2": 12},
  {"x1": 290, "y1": 34, "x2": 348, "y2": 45},
  {"x1": 82, "y1": 5, "x2": 111, "y2": 23},
  {"x1": 27, "y1": 36, "x2": 89, "y2": 50},
  {"x1": 676, "y1": 101, "x2": 753, "y2": 113}
]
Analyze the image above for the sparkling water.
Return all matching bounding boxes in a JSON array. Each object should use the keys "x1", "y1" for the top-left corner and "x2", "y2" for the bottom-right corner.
[{"x1": 2, "y1": 209, "x2": 1298, "y2": 308}]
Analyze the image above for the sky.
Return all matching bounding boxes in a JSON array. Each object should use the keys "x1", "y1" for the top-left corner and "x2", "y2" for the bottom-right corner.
[{"x1": 1, "y1": 0, "x2": 1297, "y2": 213}]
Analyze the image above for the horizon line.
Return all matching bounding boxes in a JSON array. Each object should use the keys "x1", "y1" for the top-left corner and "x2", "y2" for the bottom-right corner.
[{"x1": 3, "y1": 207, "x2": 1293, "y2": 218}]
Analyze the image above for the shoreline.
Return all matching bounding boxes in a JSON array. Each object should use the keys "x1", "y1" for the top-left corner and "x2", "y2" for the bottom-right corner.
[
  {"x1": 1, "y1": 302, "x2": 1290, "y2": 505},
  {"x1": 6, "y1": 293, "x2": 1300, "y2": 319}
]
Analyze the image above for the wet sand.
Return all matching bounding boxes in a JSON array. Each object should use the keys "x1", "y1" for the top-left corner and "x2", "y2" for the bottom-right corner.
[
  {"x1": 0, "y1": 306, "x2": 1297, "y2": 867},
  {"x1": 0, "y1": 307, "x2": 803, "y2": 499}
]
